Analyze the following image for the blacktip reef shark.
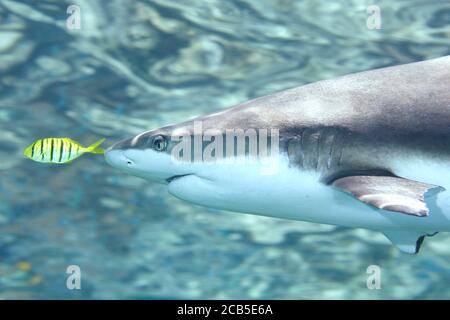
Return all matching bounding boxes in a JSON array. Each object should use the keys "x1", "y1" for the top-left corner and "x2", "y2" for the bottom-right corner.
[{"x1": 105, "y1": 56, "x2": 450, "y2": 254}]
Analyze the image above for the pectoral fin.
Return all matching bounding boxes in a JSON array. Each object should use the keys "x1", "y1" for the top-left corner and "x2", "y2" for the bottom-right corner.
[{"x1": 332, "y1": 175, "x2": 443, "y2": 217}]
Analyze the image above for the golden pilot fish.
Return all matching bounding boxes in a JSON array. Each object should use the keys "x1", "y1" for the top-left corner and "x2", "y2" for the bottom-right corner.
[{"x1": 23, "y1": 138, "x2": 105, "y2": 164}]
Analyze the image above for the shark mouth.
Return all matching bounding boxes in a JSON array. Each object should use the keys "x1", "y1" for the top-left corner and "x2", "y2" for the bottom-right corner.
[{"x1": 166, "y1": 174, "x2": 192, "y2": 183}]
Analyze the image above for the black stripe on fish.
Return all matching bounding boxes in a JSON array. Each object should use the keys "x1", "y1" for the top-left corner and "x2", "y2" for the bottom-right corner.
[
  {"x1": 68, "y1": 142, "x2": 72, "y2": 160},
  {"x1": 41, "y1": 139, "x2": 44, "y2": 160},
  {"x1": 59, "y1": 140, "x2": 64, "y2": 162},
  {"x1": 50, "y1": 139, "x2": 54, "y2": 162},
  {"x1": 31, "y1": 141, "x2": 36, "y2": 158}
]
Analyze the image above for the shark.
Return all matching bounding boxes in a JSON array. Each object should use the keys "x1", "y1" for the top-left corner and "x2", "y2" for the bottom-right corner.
[{"x1": 105, "y1": 56, "x2": 450, "y2": 254}]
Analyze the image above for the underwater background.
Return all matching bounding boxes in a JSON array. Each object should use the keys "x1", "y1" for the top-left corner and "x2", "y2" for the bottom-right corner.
[{"x1": 0, "y1": 0, "x2": 450, "y2": 299}]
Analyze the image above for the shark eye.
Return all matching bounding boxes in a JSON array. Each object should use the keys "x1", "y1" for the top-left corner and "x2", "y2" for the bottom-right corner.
[{"x1": 152, "y1": 135, "x2": 167, "y2": 152}]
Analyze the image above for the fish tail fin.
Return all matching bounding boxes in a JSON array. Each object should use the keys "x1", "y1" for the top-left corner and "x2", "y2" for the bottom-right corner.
[{"x1": 85, "y1": 138, "x2": 106, "y2": 155}]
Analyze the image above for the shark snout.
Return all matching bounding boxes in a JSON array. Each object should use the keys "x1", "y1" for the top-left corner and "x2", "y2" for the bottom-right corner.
[
  {"x1": 104, "y1": 149, "x2": 130, "y2": 168},
  {"x1": 105, "y1": 137, "x2": 134, "y2": 153},
  {"x1": 105, "y1": 134, "x2": 199, "y2": 185},
  {"x1": 104, "y1": 137, "x2": 136, "y2": 169}
]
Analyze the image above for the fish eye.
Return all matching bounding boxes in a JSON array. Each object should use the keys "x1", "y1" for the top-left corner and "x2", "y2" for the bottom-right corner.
[{"x1": 152, "y1": 135, "x2": 167, "y2": 152}]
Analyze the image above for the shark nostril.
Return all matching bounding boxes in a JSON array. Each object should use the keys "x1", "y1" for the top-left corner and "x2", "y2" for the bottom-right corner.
[
  {"x1": 122, "y1": 152, "x2": 134, "y2": 166},
  {"x1": 125, "y1": 156, "x2": 134, "y2": 165}
]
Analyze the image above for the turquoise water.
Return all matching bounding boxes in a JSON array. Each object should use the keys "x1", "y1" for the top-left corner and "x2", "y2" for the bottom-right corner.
[{"x1": 0, "y1": 0, "x2": 450, "y2": 299}]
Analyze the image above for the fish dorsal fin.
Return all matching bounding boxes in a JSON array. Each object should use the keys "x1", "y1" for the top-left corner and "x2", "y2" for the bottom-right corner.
[
  {"x1": 382, "y1": 230, "x2": 427, "y2": 254},
  {"x1": 62, "y1": 138, "x2": 83, "y2": 147},
  {"x1": 332, "y1": 175, "x2": 443, "y2": 217}
]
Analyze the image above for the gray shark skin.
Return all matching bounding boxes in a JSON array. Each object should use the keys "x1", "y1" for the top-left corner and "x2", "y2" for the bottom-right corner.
[{"x1": 106, "y1": 56, "x2": 450, "y2": 254}]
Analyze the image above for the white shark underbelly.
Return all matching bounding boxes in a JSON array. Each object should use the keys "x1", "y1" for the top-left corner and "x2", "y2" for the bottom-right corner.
[{"x1": 167, "y1": 156, "x2": 450, "y2": 232}]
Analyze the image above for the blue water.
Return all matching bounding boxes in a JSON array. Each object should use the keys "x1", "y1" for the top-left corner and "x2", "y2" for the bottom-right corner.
[{"x1": 0, "y1": 0, "x2": 450, "y2": 299}]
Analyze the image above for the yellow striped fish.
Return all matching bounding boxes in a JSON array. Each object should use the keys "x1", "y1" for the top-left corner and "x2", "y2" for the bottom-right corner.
[{"x1": 23, "y1": 138, "x2": 105, "y2": 164}]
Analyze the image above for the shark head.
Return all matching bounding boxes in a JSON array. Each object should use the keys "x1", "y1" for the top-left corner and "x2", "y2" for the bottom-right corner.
[
  {"x1": 105, "y1": 127, "x2": 199, "y2": 184},
  {"x1": 104, "y1": 119, "x2": 289, "y2": 222},
  {"x1": 105, "y1": 116, "x2": 283, "y2": 184}
]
